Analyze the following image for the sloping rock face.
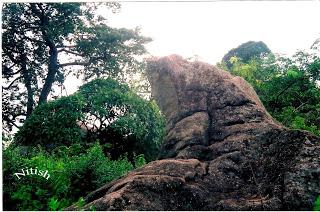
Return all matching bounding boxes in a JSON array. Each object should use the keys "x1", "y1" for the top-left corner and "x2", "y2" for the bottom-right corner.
[{"x1": 74, "y1": 55, "x2": 320, "y2": 210}]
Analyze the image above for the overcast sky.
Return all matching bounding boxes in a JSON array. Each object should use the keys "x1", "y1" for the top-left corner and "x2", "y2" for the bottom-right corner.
[
  {"x1": 99, "y1": 1, "x2": 320, "y2": 64},
  {"x1": 65, "y1": 1, "x2": 320, "y2": 93}
]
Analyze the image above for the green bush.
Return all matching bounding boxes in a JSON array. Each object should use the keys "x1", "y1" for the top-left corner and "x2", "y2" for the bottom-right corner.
[
  {"x1": 3, "y1": 146, "x2": 71, "y2": 211},
  {"x1": 3, "y1": 143, "x2": 146, "y2": 211},
  {"x1": 15, "y1": 78, "x2": 165, "y2": 161},
  {"x1": 14, "y1": 95, "x2": 85, "y2": 149},
  {"x1": 273, "y1": 106, "x2": 320, "y2": 136},
  {"x1": 65, "y1": 144, "x2": 135, "y2": 198},
  {"x1": 77, "y1": 78, "x2": 165, "y2": 161}
]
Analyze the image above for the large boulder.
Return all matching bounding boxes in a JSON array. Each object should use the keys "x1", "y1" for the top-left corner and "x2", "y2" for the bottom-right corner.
[{"x1": 70, "y1": 55, "x2": 319, "y2": 210}]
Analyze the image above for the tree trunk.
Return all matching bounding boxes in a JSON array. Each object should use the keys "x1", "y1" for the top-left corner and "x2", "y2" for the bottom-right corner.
[
  {"x1": 39, "y1": 39, "x2": 58, "y2": 104},
  {"x1": 31, "y1": 3, "x2": 59, "y2": 104},
  {"x1": 21, "y1": 53, "x2": 34, "y2": 117}
]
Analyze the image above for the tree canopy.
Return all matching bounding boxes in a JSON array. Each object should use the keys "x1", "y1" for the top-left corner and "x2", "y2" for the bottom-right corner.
[
  {"x1": 222, "y1": 41, "x2": 271, "y2": 69},
  {"x1": 221, "y1": 43, "x2": 320, "y2": 136},
  {"x1": 2, "y1": 3, "x2": 151, "y2": 133},
  {"x1": 14, "y1": 78, "x2": 165, "y2": 161}
]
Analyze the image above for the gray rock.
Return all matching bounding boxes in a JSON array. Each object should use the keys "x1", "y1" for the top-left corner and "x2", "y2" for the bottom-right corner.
[{"x1": 68, "y1": 55, "x2": 319, "y2": 211}]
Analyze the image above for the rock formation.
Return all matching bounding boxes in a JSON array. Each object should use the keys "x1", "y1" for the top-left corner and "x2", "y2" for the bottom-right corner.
[{"x1": 70, "y1": 55, "x2": 320, "y2": 210}]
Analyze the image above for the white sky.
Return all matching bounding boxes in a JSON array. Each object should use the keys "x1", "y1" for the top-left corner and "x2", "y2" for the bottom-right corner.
[
  {"x1": 65, "y1": 0, "x2": 320, "y2": 93},
  {"x1": 100, "y1": 1, "x2": 320, "y2": 63}
]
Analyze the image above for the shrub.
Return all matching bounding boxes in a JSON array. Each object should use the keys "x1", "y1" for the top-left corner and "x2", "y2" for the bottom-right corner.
[
  {"x1": 3, "y1": 144, "x2": 146, "y2": 211},
  {"x1": 14, "y1": 95, "x2": 85, "y2": 150},
  {"x1": 77, "y1": 78, "x2": 165, "y2": 161},
  {"x1": 14, "y1": 78, "x2": 165, "y2": 161},
  {"x1": 3, "y1": 146, "x2": 71, "y2": 211},
  {"x1": 65, "y1": 143, "x2": 135, "y2": 198}
]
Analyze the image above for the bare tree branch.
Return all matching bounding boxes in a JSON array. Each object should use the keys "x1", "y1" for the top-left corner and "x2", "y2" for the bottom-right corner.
[
  {"x1": 59, "y1": 61, "x2": 88, "y2": 67},
  {"x1": 56, "y1": 45, "x2": 77, "y2": 48},
  {"x1": 2, "y1": 75, "x2": 23, "y2": 90},
  {"x1": 57, "y1": 49, "x2": 83, "y2": 56},
  {"x1": 2, "y1": 64, "x2": 22, "y2": 77}
]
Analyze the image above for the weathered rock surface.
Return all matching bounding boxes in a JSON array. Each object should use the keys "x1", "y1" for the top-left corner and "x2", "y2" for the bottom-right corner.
[{"x1": 70, "y1": 55, "x2": 320, "y2": 210}]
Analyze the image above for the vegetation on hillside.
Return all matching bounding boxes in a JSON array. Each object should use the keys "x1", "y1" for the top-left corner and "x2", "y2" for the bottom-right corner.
[
  {"x1": 3, "y1": 143, "x2": 146, "y2": 210},
  {"x1": 3, "y1": 78, "x2": 164, "y2": 211},
  {"x1": 219, "y1": 41, "x2": 320, "y2": 136}
]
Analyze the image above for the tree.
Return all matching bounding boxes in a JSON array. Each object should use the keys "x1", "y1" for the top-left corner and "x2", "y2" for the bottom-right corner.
[
  {"x1": 14, "y1": 78, "x2": 165, "y2": 162},
  {"x1": 78, "y1": 78, "x2": 165, "y2": 162},
  {"x1": 261, "y1": 52, "x2": 320, "y2": 135},
  {"x1": 225, "y1": 50, "x2": 320, "y2": 136},
  {"x1": 13, "y1": 95, "x2": 85, "y2": 149},
  {"x1": 2, "y1": 3, "x2": 151, "y2": 133},
  {"x1": 222, "y1": 41, "x2": 271, "y2": 69}
]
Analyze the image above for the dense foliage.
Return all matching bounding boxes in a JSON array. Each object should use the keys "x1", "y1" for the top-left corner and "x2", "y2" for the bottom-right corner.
[
  {"x1": 4, "y1": 78, "x2": 165, "y2": 211},
  {"x1": 2, "y1": 3, "x2": 151, "y2": 132},
  {"x1": 77, "y1": 78, "x2": 165, "y2": 162},
  {"x1": 222, "y1": 41, "x2": 271, "y2": 69},
  {"x1": 220, "y1": 46, "x2": 320, "y2": 136},
  {"x1": 14, "y1": 95, "x2": 85, "y2": 148},
  {"x1": 3, "y1": 143, "x2": 145, "y2": 211},
  {"x1": 15, "y1": 78, "x2": 165, "y2": 161}
]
